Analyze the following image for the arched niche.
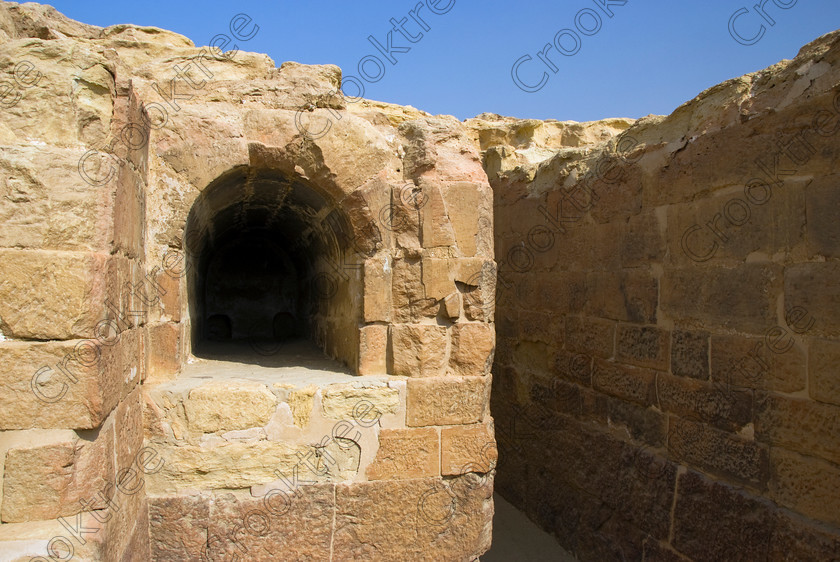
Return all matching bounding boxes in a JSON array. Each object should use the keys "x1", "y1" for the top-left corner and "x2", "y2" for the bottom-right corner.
[{"x1": 182, "y1": 165, "x2": 365, "y2": 370}]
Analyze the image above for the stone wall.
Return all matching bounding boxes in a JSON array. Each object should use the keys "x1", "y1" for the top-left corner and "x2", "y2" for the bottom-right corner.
[
  {"x1": 475, "y1": 30, "x2": 840, "y2": 561},
  {"x1": 0, "y1": 4, "x2": 151, "y2": 560},
  {"x1": 0, "y1": 3, "x2": 497, "y2": 561}
]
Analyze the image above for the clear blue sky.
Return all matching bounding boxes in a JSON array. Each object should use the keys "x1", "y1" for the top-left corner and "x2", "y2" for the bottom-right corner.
[{"x1": 45, "y1": 0, "x2": 839, "y2": 122}]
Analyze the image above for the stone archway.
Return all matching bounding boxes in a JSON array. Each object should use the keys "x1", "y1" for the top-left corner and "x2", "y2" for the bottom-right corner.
[{"x1": 181, "y1": 165, "x2": 363, "y2": 368}]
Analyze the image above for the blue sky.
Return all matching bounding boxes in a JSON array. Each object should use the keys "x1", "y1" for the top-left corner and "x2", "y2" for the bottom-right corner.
[{"x1": 45, "y1": 0, "x2": 839, "y2": 122}]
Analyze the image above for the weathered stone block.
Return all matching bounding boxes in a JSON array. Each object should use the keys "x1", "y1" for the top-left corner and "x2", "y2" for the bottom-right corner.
[
  {"x1": 657, "y1": 372, "x2": 752, "y2": 432},
  {"x1": 769, "y1": 447, "x2": 840, "y2": 528},
  {"x1": 1, "y1": 425, "x2": 114, "y2": 523},
  {"x1": 390, "y1": 258, "x2": 429, "y2": 323},
  {"x1": 147, "y1": 322, "x2": 181, "y2": 381},
  {"x1": 0, "y1": 340, "x2": 112, "y2": 430},
  {"x1": 768, "y1": 505, "x2": 840, "y2": 561},
  {"x1": 420, "y1": 181, "x2": 457, "y2": 249},
  {"x1": 321, "y1": 383, "x2": 399, "y2": 420},
  {"x1": 287, "y1": 385, "x2": 316, "y2": 428},
  {"x1": 363, "y1": 257, "x2": 391, "y2": 323},
  {"x1": 809, "y1": 337, "x2": 840, "y2": 406},
  {"x1": 621, "y1": 210, "x2": 665, "y2": 268},
  {"x1": 390, "y1": 324, "x2": 448, "y2": 377},
  {"x1": 406, "y1": 377, "x2": 486, "y2": 426},
  {"x1": 666, "y1": 183, "x2": 806, "y2": 266},
  {"x1": 114, "y1": 387, "x2": 144, "y2": 471},
  {"x1": 421, "y1": 257, "x2": 454, "y2": 301},
  {"x1": 443, "y1": 292, "x2": 461, "y2": 319},
  {"x1": 0, "y1": 249, "x2": 108, "y2": 340},
  {"x1": 755, "y1": 394, "x2": 840, "y2": 465},
  {"x1": 0, "y1": 512, "x2": 107, "y2": 560},
  {"x1": 616, "y1": 325, "x2": 670, "y2": 370},
  {"x1": 0, "y1": 146, "x2": 115, "y2": 252},
  {"x1": 205, "y1": 486, "x2": 334, "y2": 561},
  {"x1": 518, "y1": 309, "x2": 560, "y2": 345},
  {"x1": 333, "y1": 476, "x2": 492, "y2": 560},
  {"x1": 565, "y1": 316, "x2": 615, "y2": 359},
  {"x1": 441, "y1": 181, "x2": 485, "y2": 257},
  {"x1": 554, "y1": 350, "x2": 592, "y2": 386},
  {"x1": 805, "y1": 173, "x2": 840, "y2": 258},
  {"x1": 710, "y1": 333, "x2": 806, "y2": 393},
  {"x1": 184, "y1": 379, "x2": 276, "y2": 433},
  {"x1": 367, "y1": 428, "x2": 439, "y2": 480},
  {"x1": 592, "y1": 359, "x2": 657, "y2": 407},
  {"x1": 441, "y1": 424, "x2": 497, "y2": 476},
  {"x1": 672, "y1": 470, "x2": 775, "y2": 562},
  {"x1": 149, "y1": 494, "x2": 210, "y2": 561},
  {"x1": 585, "y1": 270, "x2": 659, "y2": 324},
  {"x1": 668, "y1": 416, "x2": 770, "y2": 489},
  {"x1": 785, "y1": 261, "x2": 840, "y2": 337},
  {"x1": 449, "y1": 322, "x2": 495, "y2": 376},
  {"x1": 358, "y1": 324, "x2": 388, "y2": 375},
  {"x1": 460, "y1": 259, "x2": 497, "y2": 322},
  {"x1": 670, "y1": 329, "x2": 709, "y2": 380},
  {"x1": 603, "y1": 395, "x2": 668, "y2": 447},
  {"x1": 147, "y1": 441, "x2": 315, "y2": 494},
  {"x1": 662, "y1": 264, "x2": 782, "y2": 332}
]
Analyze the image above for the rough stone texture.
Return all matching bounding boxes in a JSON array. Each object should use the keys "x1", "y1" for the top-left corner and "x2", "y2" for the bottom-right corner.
[
  {"x1": 206, "y1": 487, "x2": 335, "y2": 561},
  {"x1": 333, "y1": 476, "x2": 493, "y2": 561},
  {"x1": 808, "y1": 337, "x2": 840, "y2": 406},
  {"x1": 0, "y1": 3, "x2": 496, "y2": 559},
  {"x1": 407, "y1": 377, "x2": 487, "y2": 427},
  {"x1": 441, "y1": 424, "x2": 497, "y2": 476},
  {"x1": 321, "y1": 383, "x2": 399, "y2": 420},
  {"x1": 366, "y1": 428, "x2": 439, "y2": 480},
  {"x1": 184, "y1": 379, "x2": 276, "y2": 433},
  {"x1": 146, "y1": 440, "x2": 314, "y2": 494},
  {"x1": 4, "y1": 1, "x2": 840, "y2": 560},
  {"x1": 1, "y1": 427, "x2": 113, "y2": 522},
  {"x1": 479, "y1": 28, "x2": 840, "y2": 562},
  {"x1": 390, "y1": 324, "x2": 448, "y2": 377},
  {"x1": 449, "y1": 322, "x2": 495, "y2": 376},
  {"x1": 148, "y1": 494, "x2": 209, "y2": 561}
]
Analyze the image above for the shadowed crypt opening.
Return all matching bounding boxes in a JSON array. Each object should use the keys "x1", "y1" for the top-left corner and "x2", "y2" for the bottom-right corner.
[{"x1": 183, "y1": 166, "x2": 359, "y2": 368}]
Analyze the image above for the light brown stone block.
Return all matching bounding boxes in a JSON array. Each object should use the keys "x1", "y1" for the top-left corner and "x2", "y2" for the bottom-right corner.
[
  {"x1": 0, "y1": 249, "x2": 108, "y2": 340},
  {"x1": 441, "y1": 424, "x2": 497, "y2": 476},
  {"x1": 363, "y1": 257, "x2": 391, "y2": 323},
  {"x1": 441, "y1": 181, "x2": 484, "y2": 257},
  {"x1": 390, "y1": 324, "x2": 448, "y2": 377},
  {"x1": 449, "y1": 322, "x2": 495, "y2": 376},
  {"x1": 321, "y1": 383, "x2": 399, "y2": 420},
  {"x1": 406, "y1": 377, "x2": 486, "y2": 426},
  {"x1": 1, "y1": 424, "x2": 115, "y2": 523},
  {"x1": 358, "y1": 324, "x2": 388, "y2": 375},
  {"x1": 755, "y1": 394, "x2": 840, "y2": 465},
  {"x1": 184, "y1": 379, "x2": 276, "y2": 433},
  {"x1": 565, "y1": 316, "x2": 616, "y2": 359},
  {"x1": 333, "y1": 476, "x2": 493, "y2": 560},
  {"x1": 366, "y1": 428, "x2": 439, "y2": 480},
  {"x1": 147, "y1": 322, "x2": 181, "y2": 381},
  {"x1": 0, "y1": 340, "x2": 111, "y2": 430},
  {"x1": 710, "y1": 333, "x2": 806, "y2": 393}
]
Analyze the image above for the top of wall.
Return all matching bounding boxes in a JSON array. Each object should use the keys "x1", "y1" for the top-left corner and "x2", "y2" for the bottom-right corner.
[{"x1": 466, "y1": 28, "x2": 840, "y2": 190}]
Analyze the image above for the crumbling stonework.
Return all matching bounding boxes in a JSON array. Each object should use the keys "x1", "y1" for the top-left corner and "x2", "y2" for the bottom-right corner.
[
  {"x1": 0, "y1": 3, "x2": 494, "y2": 560},
  {"x1": 1, "y1": 2, "x2": 839, "y2": 561},
  {"x1": 475, "y1": 29, "x2": 840, "y2": 561}
]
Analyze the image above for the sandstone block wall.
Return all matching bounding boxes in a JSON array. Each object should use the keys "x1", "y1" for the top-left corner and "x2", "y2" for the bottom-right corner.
[
  {"x1": 475, "y1": 30, "x2": 840, "y2": 561},
  {"x1": 0, "y1": 3, "x2": 497, "y2": 561},
  {"x1": 0, "y1": 4, "x2": 151, "y2": 560}
]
